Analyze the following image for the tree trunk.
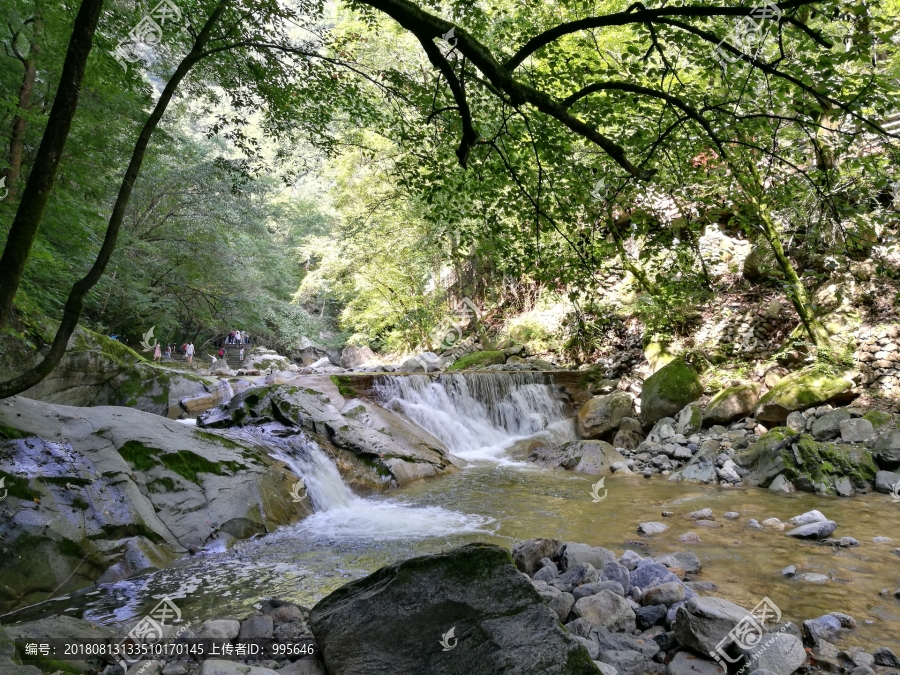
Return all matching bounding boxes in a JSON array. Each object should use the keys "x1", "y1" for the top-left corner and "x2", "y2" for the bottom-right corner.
[
  {"x1": 0, "y1": 1, "x2": 229, "y2": 399},
  {"x1": 0, "y1": 0, "x2": 102, "y2": 327},
  {"x1": 3, "y1": 19, "x2": 42, "y2": 204}
]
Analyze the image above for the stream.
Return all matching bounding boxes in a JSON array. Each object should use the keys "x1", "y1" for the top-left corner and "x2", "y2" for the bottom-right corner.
[{"x1": 8, "y1": 374, "x2": 900, "y2": 653}]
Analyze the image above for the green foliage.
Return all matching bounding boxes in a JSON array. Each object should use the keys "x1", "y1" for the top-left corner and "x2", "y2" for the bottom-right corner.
[{"x1": 448, "y1": 351, "x2": 505, "y2": 370}]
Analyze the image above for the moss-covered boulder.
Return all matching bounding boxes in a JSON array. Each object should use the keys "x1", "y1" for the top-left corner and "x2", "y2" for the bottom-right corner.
[
  {"x1": 448, "y1": 350, "x2": 507, "y2": 371},
  {"x1": 309, "y1": 543, "x2": 598, "y2": 675},
  {"x1": 733, "y1": 428, "x2": 877, "y2": 494},
  {"x1": 863, "y1": 410, "x2": 893, "y2": 430},
  {"x1": 754, "y1": 368, "x2": 857, "y2": 423},
  {"x1": 640, "y1": 359, "x2": 703, "y2": 425},
  {"x1": 675, "y1": 402, "x2": 703, "y2": 436},
  {"x1": 704, "y1": 382, "x2": 761, "y2": 425},
  {"x1": 576, "y1": 392, "x2": 633, "y2": 438}
]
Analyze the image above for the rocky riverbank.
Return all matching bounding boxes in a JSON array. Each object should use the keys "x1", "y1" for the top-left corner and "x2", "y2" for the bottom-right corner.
[{"x1": 3, "y1": 536, "x2": 899, "y2": 675}]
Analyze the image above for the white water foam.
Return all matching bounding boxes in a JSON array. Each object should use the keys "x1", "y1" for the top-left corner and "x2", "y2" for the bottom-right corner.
[
  {"x1": 266, "y1": 433, "x2": 492, "y2": 541},
  {"x1": 373, "y1": 372, "x2": 575, "y2": 463}
]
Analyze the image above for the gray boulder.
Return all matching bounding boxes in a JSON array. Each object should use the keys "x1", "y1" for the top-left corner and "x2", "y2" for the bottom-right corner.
[
  {"x1": 513, "y1": 538, "x2": 563, "y2": 575},
  {"x1": 673, "y1": 596, "x2": 753, "y2": 654},
  {"x1": 560, "y1": 543, "x2": 617, "y2": 571},
  {"x1": 703, "y1": 383, "x2": 761, "y2": 425},
  {"x1": 553, "y1": 562, "x2": 600, "y2": 592},
  {"x1": 738, "y1": 633, "x2": 806, "y2": 675},
  {"x1": 811, "y1": 409, "x2": 851, "y2": 441},
  {"x1": 839, "y1": 418, "x2": 874, "y2": 444},
  {"x1": 641, "y1": 582, "x2": 685, "y2": 607},
  {"x1": 340, "y1": 345, "x2": 377, "y2": 368},
  {"x1": 598, "y1": 650, "x2": 644, "y2": 675},
  {"x1": 666, "y1": 651, "x2": 725, "y2": 675},
  {"x1": 875, "y1": 470, "x2": 900, "y2": 493},
  {"x1": 786, "y1": 521, "x2": 838, "y2": 540},
  {"x1": 572, "y1": 590, "x2": 637, "y2": 633},
  {"x1": 308, "y1": 544, "x2": 599, "y2": 675},
  {"x1": 640, "y1": 360, "x2": 703, "y2": 425},
  {"x1": 873, "y1": 431, "x2": 900, "y2": 468},
  {"x1": 577, "y1": 392, "x2": 633, "y2": 439},
  {"x1": 676, "y1": 403, "x2": 704, "y2": 436},
  {"x1": 530, "y1": 441, "x2": 625, "y2": 475},
  {"x1": 601, "y1": 562, "x2": 631, "y2": 593}
]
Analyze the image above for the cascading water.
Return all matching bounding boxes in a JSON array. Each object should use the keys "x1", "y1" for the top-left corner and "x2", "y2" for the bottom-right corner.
[
  {"x1": 217, "y1": 379, "x2": 235, "y2": 405},
  {"x1": 232, "y1": 428, "x2": 491, "y2": 541},
  {"x1": 373, "y1": 372, "x2": 575, "y2": 462}
]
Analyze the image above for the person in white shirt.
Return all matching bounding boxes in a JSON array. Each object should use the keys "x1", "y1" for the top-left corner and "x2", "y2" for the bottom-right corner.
[{"x1": 186, "y1": 342, "x2": 195, "y2": 364}]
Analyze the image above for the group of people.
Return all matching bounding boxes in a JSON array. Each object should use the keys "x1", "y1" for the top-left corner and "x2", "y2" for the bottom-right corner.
[
  {"x1": 226, "y1": 330, "x2": 249, "y2": 345},
  {"x1": 148, "y1": 332, "x2": 249, "y2": 368},
  {"x1": 152, "y1": 342, "x2": 196, "y2": 363}
]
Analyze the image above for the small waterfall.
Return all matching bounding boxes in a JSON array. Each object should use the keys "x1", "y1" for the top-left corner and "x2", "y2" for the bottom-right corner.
[
  {"x1": 229, "y1": 427, "x2": 491, "y2": 540},
  {"x1": 217, "y1": 379, "x2": 235, "y2": 405},
  {"x1": 373, "y1": 372, "x2": 575, "y2": 461}
]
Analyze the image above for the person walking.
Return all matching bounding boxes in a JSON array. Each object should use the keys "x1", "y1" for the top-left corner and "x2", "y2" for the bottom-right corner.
[
  {"x1": 228, "y1": 330, "x2": 235, "y2": 345},
  {"x1": 153, "y1": 342, "x2": 161, "y2": 362},
  {"x1": 239, "y1": 346, "x2": 245, "y2": 363},
  {"x1": 165, "y1": 344, "x2": 171, "y2": 359},
  {"x1": 186, "y1": 342, "x2": 195, "y2": 364},
  {"x1": 181, "y1": 343, "x2": 187, "y2": 356}
]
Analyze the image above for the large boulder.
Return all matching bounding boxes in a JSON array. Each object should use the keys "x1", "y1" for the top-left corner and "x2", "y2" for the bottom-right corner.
[
  {"x1": 340, "y1": 345, "x2": 377, "y2": 368},
  {"x1": 577, "y1": 392, "x2": 633, "y2": 439},
  {"x1": 733, "y1": 429, "x2": 877, "y2": 494},
  {"x1": 703, "y1": 383, "x2": 761, "y2": 425},
  {"x1": 197, "y1": 384, "x2": 458, "y2": 487},
  {"x1": 571, "y1": 590, "x2": 637, "y2": 633},
  {"x1": 738, "y1": 633, "x2": 806, "y2": 675},
  {"x1": 640, "y1": 360, "x2": 703, "y2": 425},
  {"x1": 512, "y1": 538, "x2": 563, "y2": 575},
  {"x1": 529, "y1": 441, "x2": 625, "y2": 475},
  {"x1": 673, "y1": 596, "x2": 753, "y2": 655},
  {"x1": 0, "y1": 396, "x2": 308, "y2": 615},
  {"x1": 448, "y1": 351, "x2": 507, "y2": 371},
  {"x1": 309, "y1": 544, "x2": 598, "y2": 675},
  {"x1": 754, "y1": 369, "x2": 857, "y2": 423},
  {"x1": 873, "y1": 430, "x2": 900, "y2": 469},
  {"x1": 241, "y1": 347, "x2": 291, "y2": 373}
]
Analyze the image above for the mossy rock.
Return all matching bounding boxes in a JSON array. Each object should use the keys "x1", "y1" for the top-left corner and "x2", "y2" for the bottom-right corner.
[
  {"x1": 640, "y1": 359, "x2": 702, "y2": 425},
  {"x1": 703, "y1": 382, "x2": 761, "y2": 425},
  {"x1": 448, "y1": 351, "x2": 506, "y2": 371},
  {"x1": 862, "y1": 410, "x2": 893, "y2": 430},
  {"x1": 643, "y1": 341, "x2": 675, "y2": 373},
  {"x1": 755, "y1": 368, "x2": 856, "y2": 423}
]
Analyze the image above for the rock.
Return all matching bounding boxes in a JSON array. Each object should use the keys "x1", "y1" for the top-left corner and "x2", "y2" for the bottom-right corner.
[
  {"x1": 598, "y1": 650, "x2": 644, "y2": 675},
  {"x1": 724, "y1": 512, "x2": 740, "y2": 519},
  {"x1": 593, "y1": 627, "x2": 660, "y2": 659},
  {"x1": 798, "y1": 572, "x2": 829, "y2": 583},
  {"x1": 575, "y1": 636, "x2": 600, "y2": 660},
  {"x1": 788, "y1": 510, "x2": 827, "y2": 526},
  {"x1": 642, "y1": 582, "x2": 685, "y2": 607},
  {"x1": 573, "y1": 581, "x2": 625, "y2": 600},
  {"x1": 673, "y1": 596, "x2": 753, "y2": 654},
  {"x1": 560, "y1": 543, "x2": 617, "y2": 571},
  {"x1": 638, "y1": 522, "x2": 669, "y2": 535},
  {"x1": 198, "y1": 619, "x2": 241, "y2": 639},
  {"x1": 635, "y1": 604, "x2": 668, "y2": 630},
  {"x1": 594, "y1": 662, "x2": 620, "y2": 675},
  {"x1": 530, "y1": 441, "x2": 625, "y2": 476},
  {"x1": 548, "y1": 592, "x2": 577, "y2": 621},
  {"x1": 614, "y1": 417, "x2": 646, "y2": 451},
  {"x1": 640, "y1": 360, "x2": 703, "y2": 425},
  {"x1": 656, "y1": 552, "x2": 701, "y2": 575},
  {"x1": 785, "y1": 411, "x2": 806, "y2": 433},
  {"x1": 875, "y1": 470, "x2": 900, "y2": 493},
  {"x1": 743, "y1": 243, "x2": 785, "y2": 282},
  {"x1": 572, "y1": 590, "x2": 637, "y2": 633},
  {"x1": 340, "y1": 345, "x2": 377, "y2": 368},
  {"x1": 873, "y1": 431, "x2": 900, "y2": 467},
  {"x1": 5, "y1": 615, "x2": 117, "y2": 673},
  {"x1": 704, "y1": 383, "x2": 761, "y2": 425},
  {"x1": 686, "y1": 508, "x2": 714, "y2": 520},
  {"x1": 834, "y1": 476, "x2": 854, "y2": 496},
  {"x1": 553, "y1": 562, "x2": 600, "y2": 592},
  {"x1": 768, "y1": 475, "x2": 795, "y2": 492},
  {"x1": 566, "y1": 617, "x2": 594, "y2": 638},
  {"x1": 676, "y1": 403, "x2": 704, "y2": 436},
  {"x1": 862, "y1": 410, "x2": 892, "y2": 429},
  {"x1": 447, "y1": 350, "x2": 507, "y2": 371},
  {"x1": 578, "y1": 392, "x2": 634, "y2": 439},
  {"x1": 738, "y1": 633, "x2": 806, "y2": 675},
  {"x1": 666, "y1": 651, "x2": 725, "y2": 675},
  {"x1": 601, "y1": 562, "x2": 631, "y2": 594},
  {"x1": 873, "y1": 648, "x2": 900, "y2": 668},
  {"x1": 239, "y1": 614, "x2": 274, "y2": 639},
  {"x1": 679, "y1": 532, "x2": 702, "y2": 544},
  {"x1": 782, "y1": 565, "x2": 797, "y2": 577},
  {"x1": 839, "y1": 418, "x2": 874, "y2": 444},
  {"x1": 308, "y1": 544, "x2": 598, "y2": 675},
  {"x1": 786, "y1": 520, "x2": 837, "y2": 539},
  {"x1": 513, "y1": 538, "x2": 563, "y2": 575},
  {"x1": 754, "y1": 369, "x2": 856, "y2": 423},
  {"x1": 534, "y1": 565, "x2": 559, "y2": 583},
  {"x1": 802, "y1": 615, "x2": 842, "y2": 650},
  {"x1": 275, "y1": 662, "x2": 327, "y2": 675},
  {"x1": 619, "y1": 550, "x2": 642, "y2": 571},
  {"x1": 811, "y1": 409, "x2": 852, "y2": 440}
]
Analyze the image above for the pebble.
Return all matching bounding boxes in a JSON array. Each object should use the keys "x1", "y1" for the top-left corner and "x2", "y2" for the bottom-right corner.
[
  {"x1": 686, "y1": 509, "x2": 713, "y2": 520},
  {"x1": 782, "y1": 565, "x2": 797, "y2": 577},
  {"x1": 679, "y1": 531, "x2": 702, "y2": 544},
  {"x1": 872, "y1": 536, "x2": 893, "y2": 544},
  {"x1": 723, "y1": 512, "x2": 740, "y2": 519},
  {"x1": 761, "y1": 517, "x2": 785, "y2": 530},
  {"x1": 798, "y1": 572, "x2": 829, "y2": 583}
]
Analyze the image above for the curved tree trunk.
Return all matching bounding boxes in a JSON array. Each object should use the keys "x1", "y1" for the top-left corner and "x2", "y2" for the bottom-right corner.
[
  {"x1": 0, "y1": 1, "x2": 230, "y2": 399},
  {"x1": 0, "y1": 0, "x2": 102, "y2": 328}
]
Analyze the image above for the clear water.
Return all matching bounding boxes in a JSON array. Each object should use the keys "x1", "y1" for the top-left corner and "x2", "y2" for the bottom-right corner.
[{"x1": 6, "y1": 375, "x2": 900, "y2": 654}]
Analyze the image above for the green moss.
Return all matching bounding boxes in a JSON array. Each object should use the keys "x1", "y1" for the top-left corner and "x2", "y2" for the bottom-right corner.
[
  {"x1": 148, "y1": 476, "x2": 177, "y2": 493},
  {"x1": 118, "y1": 440, "x2": 161, "y2": 472},
  {"x1": 0, "y1": 424, "x2": 32, "y2": 440},
  {"x1": 88, "y1": 523, "x2": 164, "y2": 544},
  {"x1": 57, "y1": 538, "x2": 84, "y2": 558},
  {"x1": 565, "y1": 644, "x2": 601, "y2": 673},
  {"x1": 195, "y1": 429, "x2": 242, "y2": 449},
  {"x1": 756, "y1": 367, "x2": 853, "y2": 413},
  {"x1": 652, "y1": 359, "x2": 702, "y2": 402},
  {"x1": 781, "y1": 434, "x2": 878, "y2": 491},
  {"x1": 863, "y1": 410, "x2": 893, "y2": 429},
  {"x1": 159, "y1": 450, "x2": 243, "y2": 484},
  {"x1": 71, "y1": 497, "x2": 90, "y2": 510},
  {"x1": 330, "y1": 375, "x2": 356, "y2": 397},
  {"x1": 0, "y1": 470, "x2": 40, "y2": 500},
  {"x1": 448, "y1": 350, "x2": 506, "y2": 371}
]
